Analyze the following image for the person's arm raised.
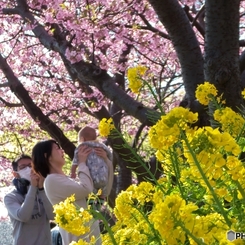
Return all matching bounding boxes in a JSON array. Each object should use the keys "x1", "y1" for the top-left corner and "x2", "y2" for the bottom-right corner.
[
  {"x1": 4, "y1": 171, "x2": 39, "y2": 222},
  {"x1": 37, "y1": 174, "x2": 54, "y2": 220}
]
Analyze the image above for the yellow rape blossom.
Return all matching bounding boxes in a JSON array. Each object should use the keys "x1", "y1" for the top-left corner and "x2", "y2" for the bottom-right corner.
[
  {"x1": 195, "y1": 81, "x2": 218, "y2": 105},
  {"x1": 149, "y1": 194, "x2": 198, "y2": 244},
  {"x1": 149, "y1": 107, "x2": 198, "y2": 153},
  {"x1": 53, "y1": 194, "x2": 92, "y2": 237},
  {"x1": 69, "y1": 236, "x2": 96, "y2": 245},
  {"x1": 98, "y1": 118, "x2": 115, "y2": 137},
  {"x1": 54, "y1": 78, "x2": 245, "y2": 245},
  {"x1": 127, "y1": 66, "x2": 148, "y2": 93},
  {"x1": 214, "y1": 107, "x2": 245, "y2": 137}
]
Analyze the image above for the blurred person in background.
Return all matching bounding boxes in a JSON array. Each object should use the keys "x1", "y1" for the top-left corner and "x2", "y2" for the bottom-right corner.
[{"x1": 4, "y1": 154, "x2": 54, "y2": 245}]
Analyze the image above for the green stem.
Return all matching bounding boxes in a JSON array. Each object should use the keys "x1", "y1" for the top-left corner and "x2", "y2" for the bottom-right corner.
[
  {"x1": 169, "y1": 148, "x2": 185, "y2": 199},
  {"x1": 131, "y1": 205, "x2": 162, "y2": 244},
  {"x1": 234, "y1": 180, "x2": 245, "y2": 201},
  {"x1": 112, "y1": 129, "x2": 165, "y2": 193},
  {"x1": 178, "y1": 221, "x2": 207, "y2": 245},
  {"x1": 91, "y1": 210, "x2": 117, "y2": 245},
  {"x1": 141, "y1": 78, "x2": 165, "y2": 114},
  {"x1": 236, "y1": 121, "x2": 245, "y2": 141},
  {"x1": 210, "y1": 94, "x2": 223, "y2": 110},
  {"x1": 181, "y1": 131, "x2": 231, "y2": 226},
  {"x1": 223, "y1": 165, "x2": 245, "y2": 201}
]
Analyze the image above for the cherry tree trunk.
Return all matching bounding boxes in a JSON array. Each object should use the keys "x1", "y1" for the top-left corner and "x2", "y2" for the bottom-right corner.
[{"x1": 204, "y1": 0, "x2": 244, "y2": 112}]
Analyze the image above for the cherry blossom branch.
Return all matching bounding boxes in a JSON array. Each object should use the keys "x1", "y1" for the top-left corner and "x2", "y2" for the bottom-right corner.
[
  {"x1": 0, "y1": 97, "x2": 22, "y2": 107},
  {"x1": 2, "y1": 0, "x2": 161, "y2": 126},
  {"x1": 0, "y1": 53, "x2": 76, "y2": 158}
]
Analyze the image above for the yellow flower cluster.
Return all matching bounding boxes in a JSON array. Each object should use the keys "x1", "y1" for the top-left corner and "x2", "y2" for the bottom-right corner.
[
  {"x1": 69, "y1": 237, "x2": 96, "y2": 245},
  {"x1": 174, "y1": 125, "x2": 245, "y2": 202},
  {"x1": 214, "y1": 107, "x2": 245, "y2": 137},
  {"x1": 148, "y1": 107, "x2": 198, "y2": 151},
  {"x1": 184, "y1": 126, "x2": 241, "y2": 158},
  {"x1": 56, "y1": 80, "x2": 245, "y2": 245},
  {"x1": 98, "y1": 118, "x2": 115, "y2": 137},
  {"x1": 53, "y1": 194, "x2": 92, "y2": 237},
  {"x1": 127, "y1": 66, "x2": 148, "y2": 93},
  {"x1": 108, "y1": 182, "x2": 156, "y2": 244},
  {"x1": 137, "y1": 81, "x2": 245, "y2": 244},
  {"x1": 105, "y1": 183, "x2": 232, "y2": 245},
  {"x1": 149, "y1": 193, "x2": 229, "y2": 244},
  {"x1": 195, "y1": 81, "x2": 218, "y2": 105},
  {"x1": 114, "y1": 182, "x2": 154, "y2": 221}
]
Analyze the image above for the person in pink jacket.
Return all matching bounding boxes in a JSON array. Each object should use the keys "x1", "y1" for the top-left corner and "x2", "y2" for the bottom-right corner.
[{"x1": 31, "y1": 139, "x2": 112, "y2": 245}]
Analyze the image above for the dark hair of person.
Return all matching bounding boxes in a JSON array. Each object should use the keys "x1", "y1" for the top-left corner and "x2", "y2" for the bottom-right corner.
[
  {"x1": 32, "y1": 139, "x2": 60, "y2": 178},
  {"x1": 12, "y1": 154, "x2": 32, "y2": 171}
]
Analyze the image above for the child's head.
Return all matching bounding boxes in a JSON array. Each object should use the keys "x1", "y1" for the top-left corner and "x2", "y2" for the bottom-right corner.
[{"x1": 78, "y1": 126, "x2": 97, "y2": 143}]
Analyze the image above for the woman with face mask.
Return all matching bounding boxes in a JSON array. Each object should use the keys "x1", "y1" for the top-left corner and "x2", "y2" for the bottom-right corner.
[{"x1": 4, "y1": 154, "x2": 54, "y2": 245}]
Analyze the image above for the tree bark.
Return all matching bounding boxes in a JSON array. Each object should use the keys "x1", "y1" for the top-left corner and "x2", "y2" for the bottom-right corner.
[
  {"x1": 204, "y1": 0, "x2": 243, "y2": 112},
  {"x1": 147, "y1": 0, "x2": 204, "y2": 100},
  {"x1": 147, "y1": 0, "x2": 208, "y2": 126}
]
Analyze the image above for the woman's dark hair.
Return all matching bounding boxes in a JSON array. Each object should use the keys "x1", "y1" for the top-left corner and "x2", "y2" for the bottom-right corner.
[
  {"x1": 12, "y1": 154, "x2": 32, "y2": 171},
  {"x1": 32, "y1": 139, "x2": 60, "y2": 178}
]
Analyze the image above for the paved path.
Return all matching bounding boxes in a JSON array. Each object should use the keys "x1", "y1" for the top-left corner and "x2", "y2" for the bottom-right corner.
[
  {"x1": 0, "y1": 186, "x2": 14, "y2": 245},
  {"x1": 0, "y1": 221, "x2": 13, "y2": 245}
]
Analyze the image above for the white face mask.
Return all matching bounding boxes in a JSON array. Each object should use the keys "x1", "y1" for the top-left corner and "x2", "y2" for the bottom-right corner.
[{"x1": 18, "y1": 167, "x2": 31, "y2": 182}]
